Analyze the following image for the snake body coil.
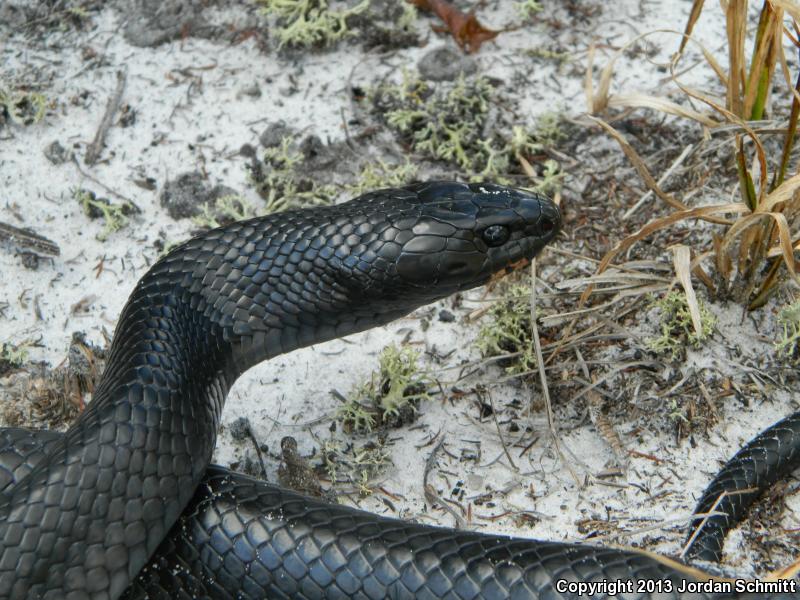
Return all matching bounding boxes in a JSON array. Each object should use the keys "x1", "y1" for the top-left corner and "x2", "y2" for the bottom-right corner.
[
  {"x1": 0, "y1": 182, "x2": 559, "y2": 599},
  {"x1": 2, "y1": 181, "x2": 798, "y2": 599}
]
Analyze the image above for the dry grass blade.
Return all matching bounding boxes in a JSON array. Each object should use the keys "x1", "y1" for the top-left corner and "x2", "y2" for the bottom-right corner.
[
  {"x1": 721, "y1": 210, "x2": 800, "y2": 285},
  {"x1": 669, "y1": 68, "x2": 769, "y2": 202},
  {"x1": 775, "y1": 35, "x2": 800, "y2": 186},
  {"x1": 585, "y1": 42, "x2": 597, "y2": 113},
  {"x1": 598, "y1": 203, "x2": 747, "y2": 273},
  {"x1": 529, "y1": 260, "x2": 580, "y2": 486},
  {"x1": 586, "y1": 115, "x2": 690, "y2": 213},
  {"x1": 767, "y1": 557, "x2": 800, "y2": 580},
  {"x1": 590, "y1": 30, "x2": 677, "y2": 113},
  {"x1": 624, "y1": 143, "x2": 696, "y2": 220},
  {"x1": 725, "y1": 0, "x2": 747, "y2": 116},
  {"x1": 547, "y1": 203, "x2": 747, "y2": 365},
  {"x1": 760, "y1": 169, "x2": 800, "y2": 212},
  {"x1": 743, "y1": 3, "x2": 782, "y2": 120},
  {"x1": 773, "y1": 0, "x2": 800, "y2": 21},
  {"x1": 606, "y1": 93, "x2": 718, "y2": 126},
  {"x1": 678, "y1": 0, "x2": 705, "y2": 55},
  {"x1": 670, "y1": 245, "x2": 703, "y2": 337}
]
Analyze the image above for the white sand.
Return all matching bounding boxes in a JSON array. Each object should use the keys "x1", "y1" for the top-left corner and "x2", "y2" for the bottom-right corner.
[{"x1": 1, "y1": 0, "x2": 797, "y2": 580}]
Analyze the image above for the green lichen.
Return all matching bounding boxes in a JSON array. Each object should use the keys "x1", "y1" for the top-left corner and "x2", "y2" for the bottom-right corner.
[
  {"x1": 531, "y1": 112, "x2": 567, "y2": 148},
  {"x1": 648, "y1": 291, "x2": 716, "y2": 358},
  {"x1": 0, "y1": 85, "x2": 47, "y2": 126},
  {"x1": 533, "y1": 159, "x2": 564, "y2": 195},
  {"x1": 336, "y1": 344, "x2": 432, "y2": 434},
  {"x1": 1, "y1": 342, "x2": 30, "y2": 367},
  {"x1": 397, "y1": 2, "x2": 417, "y2": 29},
  {"x1": 74, "y1": 189, "x2": 131, "y2": 241},
  {"x1": 344, "y1": 158, "x2": 418, "y2": 196},
  {"x1": 374, "y1": 73, "x2": 516, "y2": 180},
  {"x1": 192, "y1": 194, "x2": 257, "y2": 229},
  {"x1": 374, "y1": 75, "x2": 566, "y2": 184},
  {"x1": 251, "y1": 136, "x2": 337, "y2": 213},
  {"x1": 509, "y1": 118, "x2": 566, "y2": 195},
  {"x1": 516, "y1": 0, "x2": 542, "y2": 20},
  {"x1": 776, "y1": 298, "x2": 800, "y2": 361},
  {"x1": 525, "y1": 47, "x2": 572, "y2": 65},
  {"x1": 321, "y1": 438, "x2": 390, "y2": 497},
  {"x1": 258, "y1": 0, "x2": 370, "y2": 48},
  {"x1": 475, "y1": 284, "x2": 537, "y2": 375}
]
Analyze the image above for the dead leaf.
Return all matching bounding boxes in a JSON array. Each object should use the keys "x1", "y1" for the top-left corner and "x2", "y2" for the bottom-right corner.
[{"x1": 410, "y1": 0, "x2": 499, "y2": 53}]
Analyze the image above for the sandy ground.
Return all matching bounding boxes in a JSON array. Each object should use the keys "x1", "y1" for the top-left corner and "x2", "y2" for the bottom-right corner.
[{"x1": 1, "y1": 0, "x2": 799, "y2": 585}]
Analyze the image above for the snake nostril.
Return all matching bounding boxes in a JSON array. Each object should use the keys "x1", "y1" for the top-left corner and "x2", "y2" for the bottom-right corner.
[{"x1": 540, "y1": 217, "x2": 555, "y2": 234}]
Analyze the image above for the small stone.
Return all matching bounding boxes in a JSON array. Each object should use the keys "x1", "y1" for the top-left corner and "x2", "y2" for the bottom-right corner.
[
  {"x1": 238, "y1": 143, "x2": 256, "y2": 158},
  {"x1": 438, "y1": 309, "x2": 456, "y2": 323},
  {"x1": 418, "y1": 46, "x2": 477, "y2": 82},
  {"x1": 259, "y1": 122, "x2": 294, "y2": 148},
  {"x1": 20, "y1": 252, "x2": 39, "y2": 270},
  {"x1": 238, "y1": 83, "x2": 261, "y2": 99},
  {"x1": 124, "y1": 0, "x2": 207, "y2": 48},
  {"x1": 299, "y1": 135, "x2": 337, "y2": 170},
  {"x1": 43, "y1": 141, "x2": 71, "y2": 165},
  {"x1": 159, "y1": 171, "x2": 237, "y2": 220},
  {"x1": 228, "y1": 417, "x2": 251, "y2": 442}
]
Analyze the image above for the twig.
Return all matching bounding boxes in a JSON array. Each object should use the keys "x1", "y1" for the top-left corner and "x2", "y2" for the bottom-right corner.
[
  {"x1": 529, "y1": 260, "x2": 581, "y2": 487},
  {"x1": 0, "y1": 222, "x2": 60, "y2": 256},
  {"x1": 423, "y1": 437, "x2": 466, "y2": 529},
  {"x1": 247, "y1": 425, "x2": 268, "y2": 479},
  {"x1": 72, "y1": 157, "x2": 139, "y2": 211},
  {"x1": 680, "y1": 487, "x2": 759, "y2": 558},
  {"x1": 85, "y1": 70, "x2": 127, "y2": 166},
  {"x1": 486, "y1": 390, "x2": 517, "y2": 471}
]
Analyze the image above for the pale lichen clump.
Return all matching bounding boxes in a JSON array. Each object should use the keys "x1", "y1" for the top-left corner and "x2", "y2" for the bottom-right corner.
[
  {"x1": 74, "y1": 189, "x2": 133, "y2": 241},
  {"x1": 375, "y1": 73, "x2": 503, "y2": 178},
  {"x1": 776, "y1": 298, "x2": 800, "y2": 362},
  {"x1": 373, "y1": 73, "x2": 566, "y2": 187},
  {"x1": 0, "y1": 342, "x2": 30, "y2": 371},
  {"x1": 0, "y1": 84, "x2": 47, "y2": 126},
  {"x1": 192, "y1": 194, "x2": 257, "y2": 229},
  {"x1": 321, "y1": 438, "x2": 391, "y2": 497},
  {"x1": 251, "y1": 136, "x2": 337, "y2": 213},
  {"x1": 258, "y1": 0, "x2": 370, "y2": 48},
  {"x1": 336, "y1": 344, "x2": 432, "y2": 434},
  {"x1": 344, "y1": 158, "x2": 418, "y2": 197},
  {"x1": 648, "y1": 291, "x2": 716, "y2": 358},
  {"x1": 475, "y1": 283, "x2": 537, "y2": 375},
  {"x1": 516, "y1": 0, "x2": 542, "y2": 20}
]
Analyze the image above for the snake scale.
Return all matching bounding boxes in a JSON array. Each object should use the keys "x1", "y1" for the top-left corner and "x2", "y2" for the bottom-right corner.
[{"x1": 1, "y1": 181, "x2": 799, "y2": 599}]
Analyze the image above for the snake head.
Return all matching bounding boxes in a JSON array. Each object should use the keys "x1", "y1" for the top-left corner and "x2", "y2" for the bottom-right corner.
[{"x1": 390, "y1": 181, "x2": 560, "y2": 297}]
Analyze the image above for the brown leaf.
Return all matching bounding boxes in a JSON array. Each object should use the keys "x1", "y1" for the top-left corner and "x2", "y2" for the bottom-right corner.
[{"x1": 410, "y1": 0, "x2": 499, "y2": 53}]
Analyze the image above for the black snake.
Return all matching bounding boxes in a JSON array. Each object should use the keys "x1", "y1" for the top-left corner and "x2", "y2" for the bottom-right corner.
[{"x1": 1, "y1": 181, "x2": 798, "y2": 599}]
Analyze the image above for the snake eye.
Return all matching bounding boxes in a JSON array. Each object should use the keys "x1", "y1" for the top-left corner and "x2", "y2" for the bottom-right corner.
[{"x1": 482, "y1": 225, "x2": 509, "y2": 247}]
